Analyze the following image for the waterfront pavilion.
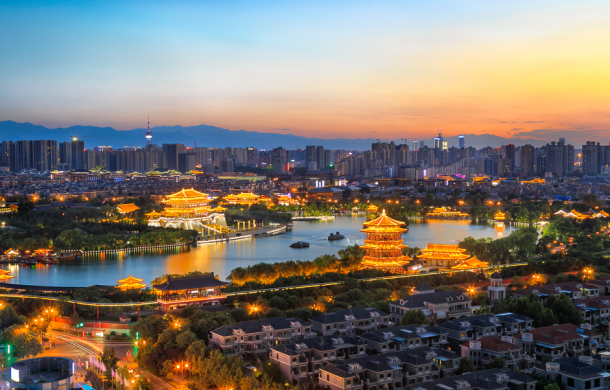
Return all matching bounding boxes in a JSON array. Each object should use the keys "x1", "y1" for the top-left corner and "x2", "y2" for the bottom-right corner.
[
  {"x1": 360, "y1": 210, "x2": 411, "y2": 270},
  {"x1": 152, "y1": 273, "x2": 229, "y2": 310},
  {"x1": 117, "y1": 275, "x2": 146, "y2": 290},
  {"x1": 0, "y1": 269, "x2": 14, "y2": 282},
  {"x1": 418, "y1": 243, "x2": 470, "y2": 269}
]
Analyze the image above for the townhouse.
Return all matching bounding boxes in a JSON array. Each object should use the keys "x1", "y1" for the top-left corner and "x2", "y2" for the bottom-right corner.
[
  {"x1": 403, "y1": 369, "x2": 537, "y2": 390},
  {"x1": 269, "y1": 336, "x2": 368, "y2": 385},
  {"x1": 389, "y1": 282, "x2": 472, "y2": 325},
  {"x1": 461, "y1": 336, "x2": 536, "y2": 372},
  {"x1": 437, "y1": 313, "x2": 534, "y2": 351},
  {"x1": 512, "y1": 282, "x2": 599, "y2": 302},
  {"x1": 209, "y1": 317, "x2": 314, "y2": 359},
  {"x1": 357, "y1": 324, "x2": 450, "y2": 354},
  {"x1": 534, "y1": 357, "x2": 607, "y2": 390},
  {"x1": 319, "y1": 346, "x2": 462, "y2": 390},
  {"x1": 512, "y1": 323, "x2": 602, "y2": 362},
  {"x1": 310, "y1": 307, "x2": 391, "y2": 337}
]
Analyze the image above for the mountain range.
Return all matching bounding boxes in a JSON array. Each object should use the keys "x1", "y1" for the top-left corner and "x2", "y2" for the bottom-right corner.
[{"x1": 0, "y1": 121, "x2": 556, "y2": 150}]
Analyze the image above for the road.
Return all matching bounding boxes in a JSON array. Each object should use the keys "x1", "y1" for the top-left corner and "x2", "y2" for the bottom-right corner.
[{"x1": 47, "y1": 330, "x2": 174, "y2": 390}]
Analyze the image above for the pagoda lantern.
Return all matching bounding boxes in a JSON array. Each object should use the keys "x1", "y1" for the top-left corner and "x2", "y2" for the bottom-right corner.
[{"x1": 360, "y1": 210, "x2": 411, "y2": 270}]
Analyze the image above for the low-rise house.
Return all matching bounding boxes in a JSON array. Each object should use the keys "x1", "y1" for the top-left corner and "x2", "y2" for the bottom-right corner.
[
  {"x1": 512, "y1": 282, "x2": 599, "y2": 301},
  {"x1": 209, "y1": 317, "x2": 314, "y2": 359},
  {"x1": 403, "y1": 369, "x2": 537, "y2": 390},
  {"x1": 513, "y1": 323, "x2": 602, "y2": 362},
  {"x1": 319, "y1": 346, "x2": 461, "y2": 390},
  {"x1": 573, "y1": 296, "x2": 610, "y2": 326},
  {"x1": 438, "y1": 313, "x2": 534, "y2": 351},
  {"x1": 357, "y1": 324, "x2": 450, "y2": 354},
  {"x1": 389, "y1": 282, "x2": 472, "y2": 325},
  {"x1": 461, "y1": 336, "x2": 536, "y2": 372},
  {"x1": 534, "y1": 357, "x2": 607, "y2": 390},
  {"x1": 270, "y1": 336, "x2": 367, "y2": 385},
  {"x1": 310, "y1": 307, "x2": 391, "y2": 337}
]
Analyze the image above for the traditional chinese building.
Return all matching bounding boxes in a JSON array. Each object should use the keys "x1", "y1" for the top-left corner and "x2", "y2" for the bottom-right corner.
[
  {"x1": 425, "y1": 207, "x2": 469, "y2": 219},
  {"x1": 117, "y1": 275, "x2": 146, "y2": 290},
  {"x1": 418, "y1": 243, "x2": 470, "y2": 269},
  {"x1": 0, "y1": 269, "x2": 14, "y2": 282},
  {"x1": 152, "y1": 273, "x2": 229, "y2": 310},
  {"x1": 450, "y1": 257, "x2": 489, "y2": 271},
  {"x1": 116, "y1": 203, "x2": 140, "y2": 214},
  {"x1": 221, "y1": 192, "x2": 272, "y2": 207},
  {"x1": 160, "y1": 188, "x2": 213, "y2": 217},
  {"x1": 360, "y1": 210, "x2": 411, "y2": 270},
  {"x1": 494, "y1": 212, "x2": 506, "y2": 221},
  {"x1": 554, "y1": 209, "x2": 609, "y2": 220},
  {"x1": 367, "y1": 204, "x2": 378, "y2": 213}
]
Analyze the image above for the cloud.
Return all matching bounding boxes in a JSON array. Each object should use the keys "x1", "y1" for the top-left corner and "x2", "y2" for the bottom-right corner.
[
  {"x1": 512, "y1": 122, "x2": 518, "y2": 123},
  {"x1": 371, "y1": 131, "x2": 377, "y2": 133},
  {"x1": 511, "y1": 128, "x2": 523, "y2": 131},
  {"x1": 511, "y1": 127, "x2": 610, "y2": 143},
  {"x1": 523, "y1": 121, "x2": 545, "y2": 124},
  {"x1": 273, "y1": 128, "x2": 291, "y2": 131},
  {"x1": 500, "y1": 122, "x2": 507, "y2": 124}
]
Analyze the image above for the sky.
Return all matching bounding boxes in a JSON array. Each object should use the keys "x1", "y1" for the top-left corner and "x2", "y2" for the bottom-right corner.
[{"x1": 1, "y1": 0, "x2": 610, "y2": 143}]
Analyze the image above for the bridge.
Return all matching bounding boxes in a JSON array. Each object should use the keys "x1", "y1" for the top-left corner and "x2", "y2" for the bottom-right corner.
[{"x1": 0, "y1": 262, "x2": 528, "y2": 314}]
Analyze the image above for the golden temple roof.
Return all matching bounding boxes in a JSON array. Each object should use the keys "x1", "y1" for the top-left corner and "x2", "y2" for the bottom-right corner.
[
  {"x1": 363, "y1": 210, "x2": 406, "y2": 227},
  {"x1": 116, "y1": 203, "x2": 140, "y2": 214},
  {"x1": 117, "y1": 275, "x2": 146, "y2": 290},
  {"x1": 145, "y1": 211, "x2": 163, "y2": 217},
  {"x1": 451, "y1": 257, "x2": 489, "y2": 270},
  {"x1": 166, "y1": 188, "x2": 209, "y2": 199}
]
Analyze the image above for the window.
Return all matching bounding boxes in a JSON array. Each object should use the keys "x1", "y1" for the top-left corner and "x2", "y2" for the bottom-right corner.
[
  {"x1": 594, "y1": 379, "x2": 601, "y2": 388},
  {"x1": 567, "y1": 378, "x2": 574, "y2": 387},
  {"x1": 585, "y1": 380, "x2": 591, "y2": 389}
]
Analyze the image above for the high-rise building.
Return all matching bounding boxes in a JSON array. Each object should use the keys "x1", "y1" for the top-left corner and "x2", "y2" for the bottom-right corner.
[
  {"x1": 164, "y1": 144, "x2": 185, "y2": 171},
  {"x1": 582, "y1": 141, "x2": 598, "y2": 175},
  {"x1": 271, "y1": 147, "x2": 288, "y2": 174},
  {"x1": 178, "y1": 153, "x2": 196, "y2": 173},
  {"x1": 316, "y1": 146, "x2": 325, "y2": 170},
  {"x1": 559, "y1": 137, "x2": 566, "y2": 145},
  {"x1": 220, "y1": 158, "x2": 234, "y2": 174},
  {"x1": 246, "y1": 147, "x2": 258, "y2": 166},
  {"x1": 305, "y1": 145, "x2": 317, "y2": 169},
  {"x1": 521, "y1": 145, "x2": 535, "y2": 177},
  {"x1": 71, "y1": 138, "x2": 85, "y2": 170},
  {"x1": 504, "y1": 144, "x2": 515, "y2": 173},
  {"x1": 145, "y1": 115, "x2": 153, "y2": 146},
  {"x1": 59, "y1": 142, "x2": 72, "y2": 170},
  {"x1": 459, "y1": 135, "x2": 465, "y2": 149},
  {"x1": 32, "y1": 140, "x2": 58, "y2": 171}
]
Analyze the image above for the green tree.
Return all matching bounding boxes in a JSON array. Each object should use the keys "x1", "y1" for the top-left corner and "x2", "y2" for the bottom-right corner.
[
  {"x1": 455, "y1": 358, "x2": 476, "y2": 375},
  {"x1": 543, "y1": 384, "x2": 561, "y2": 390},
  {"x1": 100, "y1": 346, "x2": 119, "y2": 371},
  {"x1": 488, "y1": 357, "x2": 506, "y2": 369},
  {"x1": 545, "y1": 294, "x2": 582, "y2": 325},
  {"x1": 134, "y1": 376, "x2": 154, "y2": 390},
  {"x1": 400, "y1": 310, "x2": 430, "y2": 325},
  {"x1": 11, "y1": 330, "x2": 43, "y2": 359}
]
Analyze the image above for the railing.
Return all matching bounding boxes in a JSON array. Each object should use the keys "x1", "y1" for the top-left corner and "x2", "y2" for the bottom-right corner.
[{"x1": 157, "y1": 294, "x2": 227, "y2": 303}]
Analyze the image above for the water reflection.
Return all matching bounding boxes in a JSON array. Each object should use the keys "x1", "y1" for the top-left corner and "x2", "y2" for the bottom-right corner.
[{"x1": 1, "y1": 216, "x2": 516, "y2": 287}]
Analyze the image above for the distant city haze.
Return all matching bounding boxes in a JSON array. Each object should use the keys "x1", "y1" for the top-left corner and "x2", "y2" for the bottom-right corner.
[{"x1": 1, "y1": 1, "x2": 610, "y2": 143}]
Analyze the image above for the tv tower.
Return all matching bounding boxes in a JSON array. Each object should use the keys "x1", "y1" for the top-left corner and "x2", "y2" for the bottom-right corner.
[{"x1": 145, "y1": 114, "x2": 153, "y2": 146}]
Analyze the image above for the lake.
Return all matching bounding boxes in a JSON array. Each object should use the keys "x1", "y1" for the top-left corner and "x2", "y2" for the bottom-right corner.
[{"x1": 1, "y1": 217, "x2": 516, "y2": 287}]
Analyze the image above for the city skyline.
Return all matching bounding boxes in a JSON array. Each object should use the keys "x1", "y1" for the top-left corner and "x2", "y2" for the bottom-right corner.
[{"x1": 2, "y1": 1, "x2": 610, "y2": 142}]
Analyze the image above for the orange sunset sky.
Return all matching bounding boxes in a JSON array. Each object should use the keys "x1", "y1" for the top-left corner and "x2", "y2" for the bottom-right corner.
[{"x1": 1, "y1": 1, "x2": 610, "y2": 143}]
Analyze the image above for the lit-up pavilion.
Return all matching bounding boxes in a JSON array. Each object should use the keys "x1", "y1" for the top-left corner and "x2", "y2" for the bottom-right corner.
[
  {"x1": 360, "y1": 210, "x2": 411, "y2": 270},
  {"x1": 221, "y1": 192, "x2": 272, "y2": 207},
  {"x1": 0, "y1": 269, "x2": 14, "y2": 282},
  {"x1": 425, "y1": 207, "x2": 469, "y2": 219},
  {"x1": 450, "y1": 257, "x2": 489, "y2": 271},
  {"x1": 117, "y1": 275, "x2": 146, "y2": 290},
  {"x1": 160, "y1": 188, "x2": 212, "y2": 217},
  {"x1": 418, "y1": 244, "x2": 470, "y2": 269}
]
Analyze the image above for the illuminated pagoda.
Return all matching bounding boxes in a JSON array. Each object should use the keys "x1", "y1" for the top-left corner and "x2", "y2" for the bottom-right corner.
[
  {"x1": 160, "y1": 188, "x2": 213, "y2": 217},
  {"x1": 0, "y1": 269, "x2": 14, "y2": 282},
  {"x1": 494, "y1": 212, "x2": 506, "y2": 221},
  {"x1": 360, "y1": 210, "x2": 412, "y2": 270},
  {"x1": 117, "y1": 275, "x2": 146, "y2": 290},
  {"x1": 418, "y1": 244, "x2": 470, "y2": 269},
  {"x1": 367, "y1": 204, "x2": 378, "y2": 214}
]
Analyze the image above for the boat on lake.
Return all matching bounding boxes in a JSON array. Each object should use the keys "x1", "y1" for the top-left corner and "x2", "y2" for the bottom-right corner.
[
  {"x1": 290, "y1": 241, "x2": 310, "y2": 248},
  {"x1": 327, "y1": 232, "x2": 345, "y2": 241}
]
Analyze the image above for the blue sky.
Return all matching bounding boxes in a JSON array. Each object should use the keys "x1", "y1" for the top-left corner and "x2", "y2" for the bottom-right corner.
[{"x1": 2, "y1": 1, "x2": 610, "y2": 143}]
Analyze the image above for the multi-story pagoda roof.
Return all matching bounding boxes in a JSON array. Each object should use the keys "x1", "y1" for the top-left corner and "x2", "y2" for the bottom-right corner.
[
  {"x1": 117, "y1": 275, "x2": 146, "y2": 290},
  {"x1": 418, "y1": 243, "x2": 470, "y2": 262},
  {"x1": 360, "y1": 210, "x2": 411, "y2": 270}
]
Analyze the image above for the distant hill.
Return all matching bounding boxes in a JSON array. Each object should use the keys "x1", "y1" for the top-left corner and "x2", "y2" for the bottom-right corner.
[{"x1": 0, "y1": 121, "x2": 552, "y2": 150}]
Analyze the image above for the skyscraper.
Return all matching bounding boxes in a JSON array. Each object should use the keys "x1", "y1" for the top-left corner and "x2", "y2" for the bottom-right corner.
[
  {"x1": 521, "y1": 145, "x2": 535, "y2": 177},
  {"x1": 459, "y1": 135, "x2": 465, "y2": 149},
  {"x1": 145, "y1": 114, "x2": 153, "y2": 146},
  {"x1": 164, "y1": 144, "x2": 185, "y2": 170},
  {"x1": 71, "y1": 138, "x2": 85, "y2": 170},
  {"x1": 504, "y1": 144, "x2": 515, "y2": 173}
]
